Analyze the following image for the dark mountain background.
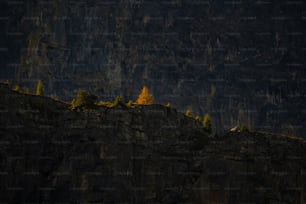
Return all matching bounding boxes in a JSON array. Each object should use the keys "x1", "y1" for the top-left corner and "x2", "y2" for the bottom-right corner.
[{"x1": 1, "y1": 0, "x2": 306, "y2": 136}]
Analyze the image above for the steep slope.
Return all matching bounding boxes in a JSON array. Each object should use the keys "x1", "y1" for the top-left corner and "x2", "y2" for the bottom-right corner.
[
  {"x1": 0, "y1": 84, "x2": 305, "y2": 203},
  {"x1": 0, "y1": 84, "x2": 209, "y2": 203},
  {"x1": 195, "y1": 132, "x2": 306, "y2": 204},
  {"x1": 1, "y1": 0, "x2": 306, "y2": 136}
]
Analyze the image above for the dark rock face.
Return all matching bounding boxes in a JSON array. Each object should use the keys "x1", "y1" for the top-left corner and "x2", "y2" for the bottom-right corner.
[
  {"x1": 0, "y1": 0, "x2": 306, "y2": 136},
  {"x1": 195, "y1": 132, "x2": 306, "y2": 204},
  {"x1": 0, "y1": 84, "x2": 208, "y2": 203},
  {"x1": 0, "y1": 84, "x2": 305, "y2": 203},
  {"x1": 1, "y1": 0, "x2": 306, "y2": 137}
]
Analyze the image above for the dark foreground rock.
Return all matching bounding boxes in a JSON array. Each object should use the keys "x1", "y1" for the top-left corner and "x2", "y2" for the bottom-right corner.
[{"x1": 0, "y1": 84, "x2": 305, "y2": 203}]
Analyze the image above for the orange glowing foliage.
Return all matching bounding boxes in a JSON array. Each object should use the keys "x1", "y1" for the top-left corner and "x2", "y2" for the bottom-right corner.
[{"x1": 136, "y1": 86, "x2": 154, "y2": 105}]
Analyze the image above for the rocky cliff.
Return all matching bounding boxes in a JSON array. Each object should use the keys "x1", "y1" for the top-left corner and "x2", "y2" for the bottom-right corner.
[
  {"x1": 0, "y1": 84, "x2": 305, "y2": 203},
  {"x1": 1, "y1": 0, "x2": 306, "y2": 137}
]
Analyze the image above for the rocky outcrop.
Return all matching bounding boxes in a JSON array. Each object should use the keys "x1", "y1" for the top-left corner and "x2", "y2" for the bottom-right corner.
[
  {"x1": 0, "y1": 84, "x2": 305, "y2": 203},
  {"x1": 0, "y1": 84, "x2": 208, "y2": 203},
  {"x1": 2, "y1": 0, "x2": 306, "y2": 137},
  {"x1": 195, "y1": 132, "x2": 306, "y2": 204}
]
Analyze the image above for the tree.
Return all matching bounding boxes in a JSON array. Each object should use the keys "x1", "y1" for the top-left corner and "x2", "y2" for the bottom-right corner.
[
  {"x1": 195, "y1": 115, "x2": 201, "y2": 121},
  {"x1": 166, "y1": 102, "x2": 171, "y2": 108},
  {"x1": 13, "y1": 85, "x2": 20, "y2": 92},
  {"x1": 136, "y1": 86, "x2": 154, "y2": 105},
  {"x1": 36, "y1": 80, "x2": 45, "y2": 96},
  {"x1": 203, "y1": 114, "x2": 212, "y2": 133},
  {"x1": 109, "y1": 96, "x2": 123, "y2": 108},
  {"x1": 71, "y1": 89, "x2": 98, "y2": 109},
  {"x1": 127, "y1": 100, "x2": 134, "y2": 107},
  {"x1": 3, "y1": 80, "x2": 10, "y2": 85},
  {"x1": 24, "y1": 88, "x2": 30, "y2": 94},
  {"x1": 185, "y1": 108, "x2": 193, "y2": 117}
]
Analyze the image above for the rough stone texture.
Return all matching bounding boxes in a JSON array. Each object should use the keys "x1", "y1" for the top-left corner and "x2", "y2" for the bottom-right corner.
[
  {"x1": 1, "y1": 0, "x2": 306, "y2": 136},
  {"x1": 194, "y1": 132, "x2": 306, "y2": 204},
  {"x1": 0, "y1": 84, "x2": 305, "y2": 203},
  {"x1": 0, "y1": 84, "x2": 208, "y2": 203}
]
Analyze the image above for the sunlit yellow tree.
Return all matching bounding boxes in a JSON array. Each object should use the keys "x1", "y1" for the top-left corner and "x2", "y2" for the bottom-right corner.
[
  {"x1": 13, "y1": 85, "x2": 20, "y2": 92},
  {"x1": 185, "y1": 109, "x2": 193, "y2": 117},
  {"x1": 36, "y1": 80, "x2": 45, "y2": 96},
  {"x1": 185, "y1": 107, "x2": 193, "y2": 117},
  {"x1": 166, "y1": 102, "x2": 171, "y2": 108},
  {"x1": 203, "y1": 113, "x2": 212, "y2": 133},
  {"x1": 136, "y1": 86, "x2": 154, "y2": 105}
]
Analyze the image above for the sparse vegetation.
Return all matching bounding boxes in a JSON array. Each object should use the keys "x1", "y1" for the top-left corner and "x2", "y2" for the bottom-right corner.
[
  {"x1": 97, "y1": 101, "x2": 113, "y2": 107},
  {"x1": 127, "y1": 100, "x2": 134, "y2": 107},
  {"x1": 98, "y1": 96, "x2": 124, "y2": 108},
  {"x1": 51, "y1": 94, "x2": 60, "y2": 101},
  {"x1": 240, "y1": 124, "x2": 252, "y2": 133},
  {"x1": 111, "y1": 96, "x2": 123, "y2": 108},
  {"x1": 36, "y1": 80, "x2": 45, "y2": 96},
  {"x1": 136, "y1": 86, "x2": 154, "y2": 105},
  {"x1": 3, "y1": 80, "x2": 10, "y2": 85},
  {"x1": 71, "y1": 89, "x2": 98, "y2": 109},
  {"x1": 115, "y1": 95, "x2": 122, "y2": 104}
]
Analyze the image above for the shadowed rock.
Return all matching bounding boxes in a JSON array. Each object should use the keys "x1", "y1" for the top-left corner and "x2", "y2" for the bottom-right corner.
[{"x1": 0, "y1": 84, "x2": 305, "y2": 203}]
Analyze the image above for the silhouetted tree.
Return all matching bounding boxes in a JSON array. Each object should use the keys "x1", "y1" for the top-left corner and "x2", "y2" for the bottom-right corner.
[
  {"x1": 71, "y1": 89, "x2": 98, "y2": 109},
  {"x1": 36, "y1": 80, "x2": 45, "y2": 96},
  {"x1": 136, "y1": 86, "x2": 154, "y2": 105}
]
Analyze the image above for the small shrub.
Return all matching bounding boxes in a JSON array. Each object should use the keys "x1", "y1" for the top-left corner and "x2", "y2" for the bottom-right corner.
[
  {"x1": 97, "y1": 101, "x2": 113, "y2": 107},
  {"x1": 98, "y1": 96, "x2": 123, "y2": 108},
  {"x1": 127, "y1": 100, "x2": 134, "y2": 107},
  {"x1": 240, "y1": 124, "x2": 253, "y2": 133},
  {"x1": 110, "y1": 96, "x2": 122, "y2": 108},
  {"x1": 71, "y1": 89, "x2": 98, "y2": 109},
  {"x1": 3, "y1": 80, "x2": 10, "y2": 85},
  {"x1": 24, "y1": 88, "x2": 30, "y2": 94}
]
